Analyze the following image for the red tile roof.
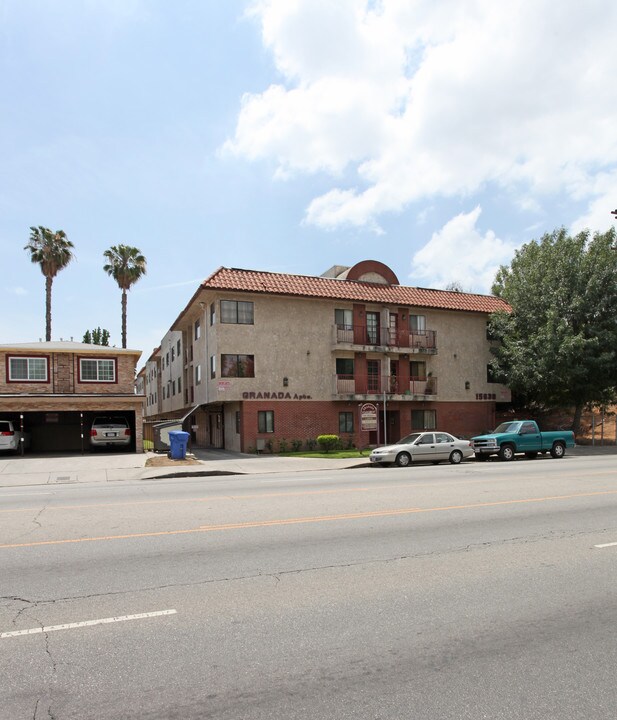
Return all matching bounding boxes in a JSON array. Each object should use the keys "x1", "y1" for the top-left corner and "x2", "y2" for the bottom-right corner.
[{"x1": 201, "y1": 267, "x2": 511, "y2": 314}]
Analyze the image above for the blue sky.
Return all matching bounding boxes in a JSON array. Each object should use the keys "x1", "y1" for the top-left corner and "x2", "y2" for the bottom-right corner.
[{"x1": 2, "y1": 0, "x2": 616, "y2": 361}]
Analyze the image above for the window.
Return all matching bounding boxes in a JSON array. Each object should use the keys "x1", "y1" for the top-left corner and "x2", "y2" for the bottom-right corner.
[
  {"x1": 410, "y1": 361, "x2": 426, "y2": 378},
  {"x1": 210, "y1": 355, "x2": 216, "y2": 379},
  {"x1": 195, "y1": 364, "x2": 201, "y2": 385},
  {"x1": 412, "y1": 409, "x2": 436, "y2": 430},
  {"x1": 171, "y1": 347, "x2": 175, "y2": 362},
  {"x1": 162, "y1": 386, "x2": 166, "y2": 400},
  {"x1": 336, "y1": 358, "x2": 354, "y2": 376},
  {"x1": 194, "y1": 318, "x2": 201, "y2": 340},
  {"x1": 221, "y1": 354, "x2": 255, "y2": 378},
  {"x1": 409, "y1": 315, "x2": 426, "y2": 332},
  {"x1": 177, "y1": 376, "x2": 182, "y2": 394},
  {"x1": 335, "y1": 308, "x2": 352, "y2": 328},
  {"x1": 210, "y1": 303, "x2": 216, "y2": 326},
  {"x1": 172, "y1": 380, "x2": 176, "y2": 396},
  {"x1": 366, "y1": 311, "x2": 380, "y2": 344},
  {"x1": 220, "y1": 300, "x2": 254, "y2": 324},
  {"x1": 235, "y1": 411, "x2": 241, "y2": 434},
  {"x1": 367, "y1": 359, "x2": 380, "y2": 392},
  {"x1": 166, "y1": 351, "x2": 170, "y2": 366},
  {"x1": 79, "y1": 358, "x2": 116, "y2": 382},
  {"x1": 8, "y1": 356, "x2": 48, "y2": 382},
  {"x1": 339, "y1": 412, "x2": 354, "y2": 433},
  {"x1": 258, "y1": 410, "x2": 274, "y2": 433},
  {"x1": 177, "y1": 339, "x2": 181, "y2": 356}
]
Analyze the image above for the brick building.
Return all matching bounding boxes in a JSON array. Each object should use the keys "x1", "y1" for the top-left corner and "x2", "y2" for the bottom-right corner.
[
  {"x1": 142, "y1": 260, "x2": 511, "y2": 451},
  {"x1": 0, "y1": 341, "x2": 144, "y2": 452}
]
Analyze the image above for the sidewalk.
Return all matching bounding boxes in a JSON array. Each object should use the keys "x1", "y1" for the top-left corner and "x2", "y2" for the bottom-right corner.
[
  {"x1": 0, "y1": 445, "x2": 614, "y2": 489},
  {"x1": 0, "y1": 449, "x2": 371, "y2": 488}
]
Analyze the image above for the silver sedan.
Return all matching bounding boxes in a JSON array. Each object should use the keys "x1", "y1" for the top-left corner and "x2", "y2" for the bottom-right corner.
[{"x1": 369, "y1": 431, "x2": 473, "y2": 467}]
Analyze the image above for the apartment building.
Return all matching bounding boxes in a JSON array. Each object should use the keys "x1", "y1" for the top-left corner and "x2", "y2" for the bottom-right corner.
[
  {"x1": 141, "y1": 260, "x2": 511, "y2": 451},
  {"x1": 0, "y1": 341, "x2": 144, "y2": 452}
]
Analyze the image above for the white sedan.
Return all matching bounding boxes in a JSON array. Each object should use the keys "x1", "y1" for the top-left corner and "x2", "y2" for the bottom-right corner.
[{"x1": 369, "y1": 431, "x2": 473, "y2": 467}]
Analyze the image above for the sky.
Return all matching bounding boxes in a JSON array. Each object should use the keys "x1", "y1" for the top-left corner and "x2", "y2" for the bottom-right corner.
[{"x1": 2, "y1": 0, "x2": 616, "y2": 363}]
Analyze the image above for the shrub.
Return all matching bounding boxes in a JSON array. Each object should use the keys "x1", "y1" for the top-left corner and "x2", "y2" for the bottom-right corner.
[
  {"x1": 291, "y1": 439, "x2": 303, "y2": 452},
  {"x1": 316, "y1": 434, "x2": 340, "y2": 452},
  {"x1": 278, "y1": 439, "x2": 288, "y2": 453},
  {"x1": 306, "y1": 438, "x2": 316, "y2": 451}
]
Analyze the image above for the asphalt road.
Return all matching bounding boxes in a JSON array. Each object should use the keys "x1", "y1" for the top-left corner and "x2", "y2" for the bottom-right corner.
[{"x1": 1, "y1": 454, "x2": 616, "y2": 719}]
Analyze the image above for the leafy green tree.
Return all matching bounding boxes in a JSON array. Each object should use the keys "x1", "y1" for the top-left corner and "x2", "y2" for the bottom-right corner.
[
  {"x1": 24, "y1": 226, "x2": 75, "y2": 342},
  {"x1": 103, "y1": 245, "x2": 147, "y2": 349},
  {"x1": 83, "y1": 328, "x2": 110, "y2": 345},
  {"x1": 489, "y1": 227, "x2": 617, "y2": 434}
]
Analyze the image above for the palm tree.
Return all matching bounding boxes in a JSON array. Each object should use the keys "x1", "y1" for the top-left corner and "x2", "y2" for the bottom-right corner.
[
  {"x1": 103, "y1": 245, "x2": 147, "y2": 348},
  {"x1": 24, "y1": 226, "x2": 75, "y2": 342}
]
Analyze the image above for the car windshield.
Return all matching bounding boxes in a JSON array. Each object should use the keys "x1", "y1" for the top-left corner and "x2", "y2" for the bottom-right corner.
[
  {"x1": 396, "y1": 433, "x2": 422, "y2": 445},
  {"x1": 493, "y1": 422, "x2": 521, "y2": 433}
]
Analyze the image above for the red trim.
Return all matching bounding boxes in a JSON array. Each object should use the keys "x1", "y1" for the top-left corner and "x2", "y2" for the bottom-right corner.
[
  {"x1": 345, "y1": 260, "x2": 400, "y2": 285},
  {"x1": 76, "y1": 356, "x2": 118, "y2": 384},
  {"x1": 6, "y1": 355, "x2": 51, "y2": 384}
]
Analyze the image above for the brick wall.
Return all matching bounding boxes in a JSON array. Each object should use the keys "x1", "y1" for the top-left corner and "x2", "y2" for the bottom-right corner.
[
  {"x1": 239, "y1": 399, "x2": 497, "y2": 451},
  {"x1": 0, "y1": 351, "x2": 137, "y2": 395}
]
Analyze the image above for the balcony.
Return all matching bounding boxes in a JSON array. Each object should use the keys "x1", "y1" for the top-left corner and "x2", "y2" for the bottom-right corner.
[
  {"x1": 333, "y1": 325, "x2": 437, "y2": 353},
  {"x1": 334, "y1": 374, "x2": 437, "y2": 399}
]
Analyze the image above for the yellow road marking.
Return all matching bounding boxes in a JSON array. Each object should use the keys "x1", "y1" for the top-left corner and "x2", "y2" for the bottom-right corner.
[{"x1": 1, "y1": 489, "x2": 616, "y2": 550}]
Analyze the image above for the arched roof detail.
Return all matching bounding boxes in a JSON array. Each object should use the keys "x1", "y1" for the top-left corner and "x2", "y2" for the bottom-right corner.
[{"x1": 345, "y1": 260, "x2": 399, "y2": 286}]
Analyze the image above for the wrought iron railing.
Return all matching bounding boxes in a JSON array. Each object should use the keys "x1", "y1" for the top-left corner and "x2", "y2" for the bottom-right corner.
[{"x1": 335, "y1": 324, "x2": 437, "y2": 350}]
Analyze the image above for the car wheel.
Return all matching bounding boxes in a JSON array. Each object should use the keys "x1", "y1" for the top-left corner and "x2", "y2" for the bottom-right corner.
[
  {"x1": 550, "y1": 442, "x2": 566, "y2": 458},
  {"x1": 449, "y1": 450, "x2": 463, "y2": 464},
  {"x1": 498, "y1": 444, "x2": 515, "y2": 461},
  {"x1": 395, "y1": 452, "x2": 411, "y2": 467}
]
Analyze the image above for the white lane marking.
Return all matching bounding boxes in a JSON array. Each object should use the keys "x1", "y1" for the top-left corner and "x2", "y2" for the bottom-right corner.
[
  {"x1": 1, "y1": 609, "x2": 177, "y2": 639},
  {"x1": 594, "y1": 541, "x2": 617, "y2": 548}
]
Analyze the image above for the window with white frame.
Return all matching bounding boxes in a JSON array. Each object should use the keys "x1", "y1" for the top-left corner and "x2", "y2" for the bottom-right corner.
[
  {"x1": 8, "y1": 356, "x2": 48, "y2": 382},
  {"x1": 79, "y1": 358, "x2": 116, "y2": 382}
]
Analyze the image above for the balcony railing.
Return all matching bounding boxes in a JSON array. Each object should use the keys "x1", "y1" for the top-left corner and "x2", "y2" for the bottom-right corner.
[
  {"x1": 335, "y1": 324, "x2": 437, "y2": 351},
  {"x1": 335, "y1": 374, "x2": 437, "y2": 396}
]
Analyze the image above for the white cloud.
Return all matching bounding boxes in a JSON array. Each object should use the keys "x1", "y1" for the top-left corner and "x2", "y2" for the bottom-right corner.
[
  {"x1": 6, "y1": 286, "x2": 28, "y2": 296},
  {"x1": 409, "y1": 207, "x2": 518, "y2": 293},
  {"x1": 228, "y1": 0, "x2": 617, "y2": 231}
]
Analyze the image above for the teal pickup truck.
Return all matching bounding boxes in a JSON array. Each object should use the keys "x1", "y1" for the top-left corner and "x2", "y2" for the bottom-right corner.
[{"x1": 471, "y1": 420, "x2": 575, "y2": 461}]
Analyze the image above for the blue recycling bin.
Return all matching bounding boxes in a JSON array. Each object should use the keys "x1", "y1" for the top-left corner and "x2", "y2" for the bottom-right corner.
[{"x1": 168, "y1": 430, "x2": 190, "y2": 460}]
